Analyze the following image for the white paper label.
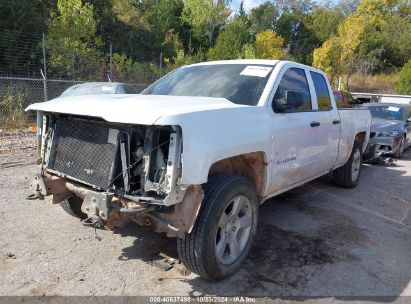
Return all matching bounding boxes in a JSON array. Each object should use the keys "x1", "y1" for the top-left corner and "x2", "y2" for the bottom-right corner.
[
  {"x1": 240, "y1": 66, "x2": 272, "y2": 78},
  {"x1": 387, "y1": 106, "x2": 400, "y2": 112},
  {"x1": 108, "y1": 128, "x2": 119, "y2": 144},
  {"x1": 102, "y1": 86, "x2": 115, "y2": 92}
]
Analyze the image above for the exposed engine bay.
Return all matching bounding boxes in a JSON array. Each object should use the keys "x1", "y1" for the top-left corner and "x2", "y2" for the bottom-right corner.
[{"x1": 32, "y1": 114, "x2": 203, "y2": 237}]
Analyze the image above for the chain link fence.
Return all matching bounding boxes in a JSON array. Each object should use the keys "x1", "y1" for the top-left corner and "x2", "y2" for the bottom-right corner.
[{"x1": 0, "y1": 30, "x2": 160, "y2": 130}]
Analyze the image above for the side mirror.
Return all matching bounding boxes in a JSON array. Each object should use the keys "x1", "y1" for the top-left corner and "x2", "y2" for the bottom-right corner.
[
  {"x1": 274, "y1": 90, "x2": 304, "y2": 111},
  {"x1": 407, "y1": 118, "x2": 411, "y2": 123}
]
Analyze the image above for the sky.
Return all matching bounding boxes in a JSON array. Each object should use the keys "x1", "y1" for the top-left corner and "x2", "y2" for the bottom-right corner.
[
  {"x1": 231, "y1": 0, "x2": 262, "y2": 12},
  {"x1": 230, "y1": 0, "x2": 335, "y2": 13}
]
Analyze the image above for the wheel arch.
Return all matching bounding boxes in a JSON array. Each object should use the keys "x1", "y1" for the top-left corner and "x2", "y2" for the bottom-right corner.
[
  {"x1": 355, "y1": 132, "x2": 366, "y2": 150},
  {"x1": 208, "y1": 151, "x2": 267, "y2": 197}
]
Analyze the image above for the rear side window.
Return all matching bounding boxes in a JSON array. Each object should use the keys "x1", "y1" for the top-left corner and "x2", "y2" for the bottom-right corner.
[
  {"x1": 310, "y1": 72, "x2": 332, "y2": 110},
  {"x1": 273, "y1": 68, "x2": 312, "y2": 112}
]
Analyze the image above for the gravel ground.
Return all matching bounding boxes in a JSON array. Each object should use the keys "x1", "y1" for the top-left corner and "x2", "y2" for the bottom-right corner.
[
  {"x1": 0, "y1": 149, "x2": 410, "y2": 301},
  {"x1": 0, "y1": 132, "x2": 36, "y2": 154}
]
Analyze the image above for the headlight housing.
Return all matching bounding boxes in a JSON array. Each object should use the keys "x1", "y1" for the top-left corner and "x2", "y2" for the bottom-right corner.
[{"x1": 379, "y1": 131, "x2": 400, "y2": 137}]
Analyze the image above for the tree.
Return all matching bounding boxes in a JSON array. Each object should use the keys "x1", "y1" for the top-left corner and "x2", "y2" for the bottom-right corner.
[
  {"x1": 313, "y1": 8, "x2": 368, "y2": 84},
  {"x1": 312, "y1": 37, "x2": 342, "y2": 83},
  {"x1": 182, "y1": 0, "x2": 231, "y2": 47},
  {"x1": 238, "y1": 1, "x2": 246, "y2": 19},
  {"x1": 248, "y1": 2, "x2": 278, "y2": 35},
  {"x1": 47, "y1": 0, "x2": 103, "y2": 79},
  {"x1": 396, "y1": 59, "x2": 411, "y2": 95},
  {"x1": 207, "y1": 17, "x2": 251, "y2": 60},
  {"x1": 0, "y1": 0, "x2": 54, "y2": 75},
  {"x1": 273, "y1": 0, "x2": 315, "y2": 14},
  {"x1": 136, "y1": 0, "x2": 185, "y2": 52},
  {"x1": 254, "y1": 30, "x2": 285, "y2": 59},
  {"x1": 334, "y1": 0, "x2": 360, "y2": 16},
  {"x1": 275, "y1": 12, "x2": 318, "y2": 64},
  {"x1": 305, "y1": 6, "x2": 344, "y2": 43}
]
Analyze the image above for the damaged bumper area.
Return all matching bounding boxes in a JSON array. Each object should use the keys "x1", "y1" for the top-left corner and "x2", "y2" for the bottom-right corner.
[
  {"x1": 31, "y1": 114, "x2": 203, "y2": 237},
  {"x1": 363, "y1": 133, "x2": 403, "y2": 160}
]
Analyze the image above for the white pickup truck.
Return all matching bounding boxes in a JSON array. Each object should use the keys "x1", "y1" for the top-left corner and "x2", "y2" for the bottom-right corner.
[{"x1": 27, "y1": 60, "x2": 371, "y2": 280}]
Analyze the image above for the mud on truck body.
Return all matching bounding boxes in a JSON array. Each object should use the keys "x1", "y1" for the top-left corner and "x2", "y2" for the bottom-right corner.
[{"x1": 27, "y1": 60, "x2": 371, "y2": 280}]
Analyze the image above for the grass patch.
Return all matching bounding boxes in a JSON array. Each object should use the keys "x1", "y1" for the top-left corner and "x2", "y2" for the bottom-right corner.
[
  {"x1": 348, "y1": 73, "x2": 399, "y2": 94},
  {"x1": 0, "y1": 88, "x2": 29, "y2": 129}
]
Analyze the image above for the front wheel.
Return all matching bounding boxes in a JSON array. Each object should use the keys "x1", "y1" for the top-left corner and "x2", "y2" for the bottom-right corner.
[
  {"x1": 59, "y1": 196, "x2": 87, "y2": 219},
  {"x1": 333, "y1": 141, "x2": 362, "y2": 188},
  {"x1": 393, "y1": 136, "x2": 405, "y2": 159},
  {"x1": 177, "y1": 173, "x2": 259, "y2": 280}
]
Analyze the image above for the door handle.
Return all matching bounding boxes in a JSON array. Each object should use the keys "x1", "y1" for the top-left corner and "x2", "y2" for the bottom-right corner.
[
  {"x1": 310, "y1": 121, "x2": 321, "y2": 127},
  {"x1": 333, "y1": 119, "x2": 341, "y2": 125}
]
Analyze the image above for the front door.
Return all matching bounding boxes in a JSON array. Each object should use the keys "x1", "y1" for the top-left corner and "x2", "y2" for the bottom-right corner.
[{"x1": 267, "y1": 66, "x2": 329, "y2": 194}]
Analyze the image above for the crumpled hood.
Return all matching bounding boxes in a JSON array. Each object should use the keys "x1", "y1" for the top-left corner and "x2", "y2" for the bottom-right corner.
[
  {"x1": 371, "y1": 118, "x2": 404, "y2": 133},
  {"x1": 26, "y1": 94, "x2": 244, "y2": 125}
]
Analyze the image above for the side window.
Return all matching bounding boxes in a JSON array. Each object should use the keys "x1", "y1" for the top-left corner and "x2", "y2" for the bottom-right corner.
[
  {"x1": 406, "y1": 107, "x2": 411, "y2": 120},
  {"x1": 310, "y1": 71, "x2": 332, "y2": 110},
  {"x1": 116, "y1": 86, "x2": 126, "y2": 94},
  {"x1": 123, "y1": 84, "x2": 138, "y2": 94},
  {"x1": 272, "y1": 68, "x2": 312, "y2": 112},
  {"x1": 333, "y1": 91, "x2": 343, "y2": 107}
]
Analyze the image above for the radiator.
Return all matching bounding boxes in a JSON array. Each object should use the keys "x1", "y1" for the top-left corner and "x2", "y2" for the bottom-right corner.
[{"x1": 48, "y1": 119, "x2": 119, "y2": 189}]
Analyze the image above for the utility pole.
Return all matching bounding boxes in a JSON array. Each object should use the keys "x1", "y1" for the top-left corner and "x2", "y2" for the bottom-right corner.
[
  {"x1": 109, "y1": 44, "x2": 113, "y2": 82},
  {"x1": 159, "y1": 52, "x2": 163, "y2": 77}
]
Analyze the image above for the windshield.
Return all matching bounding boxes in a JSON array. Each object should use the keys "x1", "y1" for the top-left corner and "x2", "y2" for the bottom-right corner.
[
  {"x1": 61, "y1": 83, "x2": 118, "y2": 97},
  {"x1": 367, "y1": 105, "x2": 405, "y2": 121},
  {"x1": 142, "y1": 64, "x2": 274, "y2": 106}
]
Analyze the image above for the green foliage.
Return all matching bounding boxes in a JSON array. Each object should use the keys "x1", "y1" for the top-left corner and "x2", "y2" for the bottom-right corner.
[
  {"x1": 305, "y1": 7, "x2": 343, "y2": 43},
  {"x1": 313, "y1": 0, "x2": 411, "y2": 85},
  {"x1": 47, "y1": 0, "x2": 103, "y2": 79},
  {"x1": 0, "y1": 88, "x2": 28, "y2": 128},
  {"x1": 207, "y1": 18, "x2": 251, "y2": 60},
  {"x1": 1, "y1": 0, "x2": 410, "y2": 94},
  {"x1": 254, "y1": 30, "x2": 284, "y2": 60},
  {"x1": 0, "y1": 0, "x2": 53, "y2": 74},
  {"x1": 396, "y1": 59, "x2": 411, "y2": 95},
  {"x1": 275, "y1": 12, "x2": 319, "y2": 64},
  {"x1": 182, "y1": 0, "x2": 231, "y2": 47},
  {"x1": 248, "y1": 2, "x2": 278, "y2": 35}
]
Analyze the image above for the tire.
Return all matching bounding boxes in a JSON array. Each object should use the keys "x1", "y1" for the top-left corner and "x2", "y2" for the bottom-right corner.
[
  {"x1": 59, "y1": 196, "x2": 87, "y2": 219},
  {"x1": 393, "y1": 136, "x2": 405, "y2": 159},
  {"x1": 177, "y1": 173, "x2": 259, "y2": 280},
  {"x1": 333, "y1": 141, "x2": 362, "y2": 188}
]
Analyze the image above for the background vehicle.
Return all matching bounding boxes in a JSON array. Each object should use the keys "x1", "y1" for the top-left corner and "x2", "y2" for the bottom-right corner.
[
  {"x1": 361, "y1": 103, "x2": 411, "y2": 159},
  {"x1": 333, "y1": 90, "x2": 361, "y2": 108},
  {"x1": 60, "y1": 82, "x2": 140, "y2": 97},
  {"x1": 27, "y1": 60, "x2": 371, "y2": 280}
]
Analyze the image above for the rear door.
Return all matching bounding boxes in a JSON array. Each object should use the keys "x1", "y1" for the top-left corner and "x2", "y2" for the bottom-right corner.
[{"x1": 307, "y1": 70, "x2": 340, "y2": 172}]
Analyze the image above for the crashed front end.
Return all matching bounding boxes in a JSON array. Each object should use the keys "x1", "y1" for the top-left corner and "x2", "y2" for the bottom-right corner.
[
  {"x1": 32, "y1": 114, "x2": 203, "y2": 237},
  {"x1": 363, "y1": 130, "x2": 403, "y2": 160}
]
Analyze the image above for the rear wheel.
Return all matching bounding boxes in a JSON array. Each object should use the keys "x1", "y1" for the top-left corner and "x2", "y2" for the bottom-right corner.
[
  {"x1": 59, "y1": 196, "x2": 87, "y2": 219},
  {"x1": 333, "y1": 141, "x2": 362, "y2": 188},
  {"x1": 177, "y1": 173, "x2": 258, "y2": 280}
]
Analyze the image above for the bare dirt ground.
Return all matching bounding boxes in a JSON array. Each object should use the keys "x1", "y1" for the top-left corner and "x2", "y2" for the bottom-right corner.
[{"x1": 0, "y1": 143, "x2": 410, "y2": 301}]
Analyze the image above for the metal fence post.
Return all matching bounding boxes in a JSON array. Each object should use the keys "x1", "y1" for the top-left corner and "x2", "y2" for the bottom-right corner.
[
  {"x1": 38, "y1": 33, "x2": 48, "y2": 154},
  {"x1": 159, "y1": 52, "x2": 163, "y2": 77},
  {"x1": 109, "y1": 44, "x2": 113, "y2": 82}
]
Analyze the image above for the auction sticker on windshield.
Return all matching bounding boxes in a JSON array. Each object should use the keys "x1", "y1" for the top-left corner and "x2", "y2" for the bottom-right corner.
[
  {"x1": 240, "y1": 66, "x2": 272, "y2": 78},
  {"x1": 388, "y1": 106, "x2": 400, "y2": 112},
  {"x1": 102, "y1": 86, "x2": 115, "y2": 92}
]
